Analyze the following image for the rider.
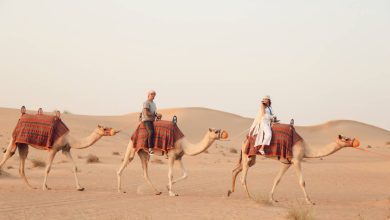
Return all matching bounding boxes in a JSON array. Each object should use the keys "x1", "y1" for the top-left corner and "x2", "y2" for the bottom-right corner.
[
  {"x1": 141, "y1": 90, "x2": 162, "y2": 155},
  {"x1": 248, "y1": 95, "x2": 276, "y2": 155}
]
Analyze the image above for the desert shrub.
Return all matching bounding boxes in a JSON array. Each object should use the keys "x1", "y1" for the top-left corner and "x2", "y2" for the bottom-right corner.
[
  {"x1": 253, "y1": 193, "x2": 272, "y2": 206},
  {"x1": 151, "y1": 158, "x2": 164, "y2": 164},
  {"x1": 63, "y1": 110, "x2": 72, "y2": 114},
  {"x1": 112, "y1": 152, "x2": 120, "y2": 156},
  {"x1": 286, "y1": 202, "x2": 315, "y2": 220},
  {"x1": 31, "y1": 159, "x2": 46, "y2": 168},
  {"x1": 229, "y1": 148, "x2": 238, "y2": 154},
  {"x1": 86, "y1": 154, "x2": 100, "y2": 163}
]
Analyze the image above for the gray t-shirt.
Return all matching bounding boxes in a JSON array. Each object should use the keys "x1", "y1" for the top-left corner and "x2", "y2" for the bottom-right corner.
[{"x1": 141, "y1": 100, "x2": 157, "y2": 122}]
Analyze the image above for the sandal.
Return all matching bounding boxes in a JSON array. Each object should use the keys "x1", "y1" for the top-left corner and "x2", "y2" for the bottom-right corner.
[{"x1": 259, "y1": 149, "x2": 265, "y2": 155}]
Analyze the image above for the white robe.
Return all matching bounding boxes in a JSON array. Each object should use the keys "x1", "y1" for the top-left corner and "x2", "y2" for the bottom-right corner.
[{"x1": 249, "y1": 106, "x2": 273, "y2": 147}]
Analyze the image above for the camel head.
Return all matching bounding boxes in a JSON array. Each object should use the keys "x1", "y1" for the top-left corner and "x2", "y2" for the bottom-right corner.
[
  {"x1": 96, "y1": 125, "x2": 120, "y2": 136},
  {"x1": 208, "y1": 128, "x2": 229, "y2": 140},
  {"x1": 337, "y1": 135, "x2": 360, "y2": 148}
]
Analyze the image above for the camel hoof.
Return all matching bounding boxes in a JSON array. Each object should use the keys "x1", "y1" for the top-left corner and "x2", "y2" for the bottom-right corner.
[
  {"x1": 307, "y1": 201, "x2": 315, "y2": 205},
  {"x1": 269, "y1": 199, "x2": 278, "y2": 205},
  {"x1": 227, "y1": 190, "x2": 233, "y2": 197},
  {"x1": 169, "y1": 192, "x2": 179, "y2": 197},
  {"x1": 77, "y1": 188, "x2": 85, "y2": 191}
]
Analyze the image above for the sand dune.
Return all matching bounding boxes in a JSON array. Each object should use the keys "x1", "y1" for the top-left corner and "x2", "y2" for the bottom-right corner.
[{"x1": 0, "y1": 107, "x2": 389, "y2": 220}]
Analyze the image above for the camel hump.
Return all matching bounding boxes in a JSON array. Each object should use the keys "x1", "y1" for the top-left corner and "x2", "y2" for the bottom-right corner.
[{"x1": 12, "y1": 113, "x2": 69, "y2": 149}]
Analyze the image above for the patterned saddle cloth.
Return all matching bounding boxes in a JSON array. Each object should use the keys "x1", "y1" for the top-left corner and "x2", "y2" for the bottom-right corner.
[
  {"x1": 12, "y1": 114, "x2": 69, "y2": 150},
  {"x1": 245, "y1": 123, "x2": 302, "y2": 161},
  {"x1": 131, "y1": 120, "x2": 185, "y2": 155}
]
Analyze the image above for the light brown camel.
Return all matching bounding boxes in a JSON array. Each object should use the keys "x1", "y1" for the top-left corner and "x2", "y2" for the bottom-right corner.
[
  {"x1": 117, "y1": 128, "x2": 228, "y2": 196},
  {"x1": 0, "y1": 125, "x2": 119, "y2": 191},
  {"x1": 227, "y1": 134, "x2": 360, "y2": 204}
]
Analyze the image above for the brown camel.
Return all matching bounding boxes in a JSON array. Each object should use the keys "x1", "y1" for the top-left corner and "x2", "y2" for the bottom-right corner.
[
  {"x1": 117, "y1": 128, "x2": 228, "y2": 196},
  {"x1": 0, "y1": 125, "x2": 119, "y2": 191},
  {"x1": 227, "y1": 134, "x2": 360, "y2": 204}
]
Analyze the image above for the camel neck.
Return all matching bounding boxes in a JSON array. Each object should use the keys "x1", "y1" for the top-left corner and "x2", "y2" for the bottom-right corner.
[
  {"x1": 304, "y1": 142, "x2": 343, "y2": 158},
  {"x1": 182, "y1": 133, "x2": 215, "y2": 156},
  {"x1": 69, "y1": 131, "x2": 103, "y2": 149}
]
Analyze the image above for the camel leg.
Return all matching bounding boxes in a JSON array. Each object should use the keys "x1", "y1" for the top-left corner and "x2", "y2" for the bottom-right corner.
[
  {"x1": 0, "y1": 139, "x2": 16, "y2": 172},
  {"x1": 139, "y1": 151, "x2": 161, "y2": 195},
  {"x1": 227, "y1": 154, "x2": 243, "y2": 197},
  {"x1": 241, "y1": 156, "x2": 254, "y2": 199},
  {"x1": 269, "y1": 163, "x2": 291, "y2": 203},
  {"x1": 171, "y1": 158, "x2": 187, "y2": 185},
  {"x1": 62, "y1": 149, "x2": 84, "y2": 191},
  {"x1": 292, "y1": 160, "x2": 314, "y2": 205},
  {"x1": 167, "y1": 155, "x2": 178, "y2": 196},
  {"x1": 42, "y1": 149, "x2": 59, "y2": 190},
  {"x1": 18, "y1": 144, "x2": 35, "y2": 189},
  {"x1": 116, "y1": 142, "x2": 136, "y2": 193}
]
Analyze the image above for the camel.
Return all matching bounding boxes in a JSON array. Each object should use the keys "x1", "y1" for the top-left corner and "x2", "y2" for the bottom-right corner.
[
  {"x1": 227, "y1": 134, "x2": 360, "y2": 204},
  {"x1": 117, "y1": 128, "x2": 228, "y2": 196},
  {"x1": 0, "y1": 125, "x2": 119, "y2": 191}
]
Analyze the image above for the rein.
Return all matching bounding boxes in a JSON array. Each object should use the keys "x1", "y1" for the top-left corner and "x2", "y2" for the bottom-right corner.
[
  {"x1": 218, "y1": 128, "x2": 249, "y2": 142},
  {"x1": 354, "y1": 147, "x2": 390, "y2": 159}
]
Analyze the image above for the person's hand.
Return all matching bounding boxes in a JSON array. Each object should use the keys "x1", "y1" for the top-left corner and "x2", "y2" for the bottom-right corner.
[{"x1": 156, "y1": 113, "x2": 162, "y2": 120}]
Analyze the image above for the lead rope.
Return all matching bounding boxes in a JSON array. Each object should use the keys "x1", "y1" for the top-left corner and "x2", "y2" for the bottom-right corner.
[{"x1": 354, "y1": 147, "x2": 390, "y2": 159}]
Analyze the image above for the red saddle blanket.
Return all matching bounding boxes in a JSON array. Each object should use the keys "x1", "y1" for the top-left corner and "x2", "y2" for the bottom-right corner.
[
  {"x1": 131, "y1": 120, "x2": 185, "y2": 155},
  {"x1": 246, "y1": 123, "x2": 302, "y2": 160},
  {"x1": 12, "y1": 114, "x2": 69, "y2": 150}
]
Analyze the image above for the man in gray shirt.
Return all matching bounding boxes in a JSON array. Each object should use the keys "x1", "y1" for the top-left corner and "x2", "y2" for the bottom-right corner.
[{"x1": 142, "y1": 90, "x2": 162, "y2": 155}]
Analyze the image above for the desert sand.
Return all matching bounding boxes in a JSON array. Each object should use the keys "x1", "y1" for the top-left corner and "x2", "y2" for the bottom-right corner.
[{"x1": 0, "y1": 107, "x2": 389, "y2": 220}]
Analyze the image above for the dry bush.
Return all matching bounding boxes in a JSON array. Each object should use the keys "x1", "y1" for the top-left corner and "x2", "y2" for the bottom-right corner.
[
  {"x1": 31, "y1": 159, "x2": 46, "y2": 168},
  {"x1": 86, "y1": 154, "x2": 100, "y2": 163},
  {"x1": 63, "y1": 110, "x2": 72, "y2": 114},
  {"x1": 367, "y1": 145, "x2": 372, "y2": 148},
  {"x1": 254, "y1": 193, "x2": 272, "y2": 206},
  {"x1": 286, "y1": 202, "x2": 315, "y2": 220},
  {"x1": 112, "y1": 152, "x2": 120, "y2": 156},
  {"x1": 229, "y1": 148, "x2": 238, "y2": 154},
  {"x1": 151, "y1": 158, "x2": 164, "y2": 164},
  {"x1": 204, "y1": 150, "x2": 209, "y2": 154},
  {"x1": 386, "y1": 141, "x2": 390, "y2": 145},
  {"x1": 0, "y1": 170, "x2": 11, "y2": 177},
  {"x1": 7, "y1": 166, "x2": 14, "y2": 170}
]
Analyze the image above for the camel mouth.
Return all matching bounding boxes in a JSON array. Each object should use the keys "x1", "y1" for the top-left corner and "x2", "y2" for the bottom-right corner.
[
  {"x1": 109, "y1": 129, "x2": 120, "y2": 136},
  {"x1": 352, "y1": 139, "x2": 360, "y2": 148},
  {"x1": 221, "y1": 130, "x2": 229, "y2": 139}
]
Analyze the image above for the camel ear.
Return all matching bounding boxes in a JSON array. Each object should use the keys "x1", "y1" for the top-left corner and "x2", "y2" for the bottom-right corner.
[
  {"x1": 209, "y1": 128, "x2": 213, "y2": 132},
  {"x1": 98, "y1": 124, "x2": 102, "y2": 128},
  {"x1": 338, "y1": 134, "x2": 342, "y2": 140}
]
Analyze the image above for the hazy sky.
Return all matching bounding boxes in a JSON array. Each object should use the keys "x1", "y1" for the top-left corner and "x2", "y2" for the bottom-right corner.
[{"x1": 0, "y1": 0, "x2": 389, "y2": 130}]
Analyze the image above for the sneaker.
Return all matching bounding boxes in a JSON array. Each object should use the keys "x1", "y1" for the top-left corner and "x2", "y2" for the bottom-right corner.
[
  {"x1": 258, "y1": 149, "x2": 265, "y2": 155},
  {"x1": 148, "y1": 148, "x2": 154, "y2": 156}
]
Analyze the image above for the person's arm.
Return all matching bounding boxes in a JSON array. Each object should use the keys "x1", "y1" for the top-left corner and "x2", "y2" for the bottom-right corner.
[
  {"x1": 143, "y1": 108, "x2": 154, "y2": 117},
  {"x1": 142, "y1": 102, "x2": 155, "y2": 118}
]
